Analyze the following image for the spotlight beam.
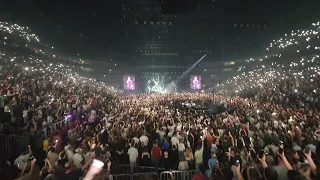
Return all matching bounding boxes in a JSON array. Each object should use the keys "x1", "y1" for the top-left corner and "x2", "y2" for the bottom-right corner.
[{"x1": 166, "y1": 54, "x2": 207, "y2": 92}]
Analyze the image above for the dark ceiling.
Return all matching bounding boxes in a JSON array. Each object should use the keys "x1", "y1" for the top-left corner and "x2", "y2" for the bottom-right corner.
[{"x1": 0, "y1": 0, "x2": 319, "y2": 65}]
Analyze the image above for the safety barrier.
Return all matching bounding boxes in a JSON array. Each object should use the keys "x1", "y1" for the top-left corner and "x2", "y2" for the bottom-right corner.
[
  {"x1": 110, "y1": 170, "x2": 201, "y2": 180},
  {"x1": 110, "y1": 174, "x2": 132, "y2": 180},
  {"x1": 40, "y1": 117, "x2": 71, "y2": 137},
  {"x1": 132, "y1": 172, "x2": 159, "y2": 180},
  {"x1": 0, "y1": 134, "x2": 29, "y2": 165},
  {"x1": 160, "y1": 171, "x2": 187, "y2": 180},
  {"x1": 119, "y1": 164, "x2": 166, "y2": 174},
  {"x1": 187, "y1": 170, "x2": 200, "y2": 180}
]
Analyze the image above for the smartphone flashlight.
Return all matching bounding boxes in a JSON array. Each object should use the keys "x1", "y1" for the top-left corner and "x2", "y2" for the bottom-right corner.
[{"x1": 92, "y1": 159, "x2": 104, "y2": 168}]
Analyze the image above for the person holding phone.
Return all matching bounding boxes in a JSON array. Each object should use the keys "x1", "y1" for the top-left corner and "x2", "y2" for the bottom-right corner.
[
  {"x1": 83, "y1": 160, "x2": 112, "y2": 180},
  {"x1": 14, "y1": 145, "x2": 32, "y2": 170},
  {"x1": 232, "y1": 163, "x2": 244, "y2": 180},
  {"x1": 17, "y1": 157, "x2": 38, "y2": 180},
  {"x1": 58, "y1": 152, "x2": 93, "y2": 179}
]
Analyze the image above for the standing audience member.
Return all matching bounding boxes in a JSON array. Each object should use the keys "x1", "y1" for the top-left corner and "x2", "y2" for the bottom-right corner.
[
  {"x1": 127, "y1": 142, "x2": 139, "y2": 174},
  {"x1": 194, "y1": 138, "x2": 204, "y2": 170},
  {"x1": 151, "y1": 141, "x2": 162, "y2": 171}
]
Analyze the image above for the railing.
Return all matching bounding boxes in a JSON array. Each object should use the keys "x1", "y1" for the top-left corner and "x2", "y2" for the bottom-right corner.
[
  {"x1": 118, "y1": 164, "x2": 166, "y2": 174},
  {"x1": 40, "y1": 117, "x2": 71, "y2": 137},
  {"x1": 187, "y1": 170, "x2": 200, "y2": 180},
  {"x1": 132, "y1": 172, "x2": 158, "y2": 180},
  {"x1": 109, "y1": 167, "x2": 201, "y2": 180},
  {"x1": 0, "y1": 134, "x2": 29, "y2": 166},
  {"x1": 110, "y1": 174, "x2": 132, "y2": 180},
  {"x1": 160, "y1": 171, "x2": 187, "y2": 180}
]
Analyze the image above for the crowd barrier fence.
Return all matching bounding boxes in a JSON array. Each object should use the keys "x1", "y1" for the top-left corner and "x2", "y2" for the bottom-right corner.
[
  {"x1": 0, "y1": 134, "x2": 29, "y2": 166},
  {"x1": 40, "y1": 117, "x2": 71, "y2": 137},
  {"x1": 119, "y1": 164, "x2": 166, "y2": 174},
  {"x1": 132, "y1": 172, "x2": 158, "y2": 180},
  {"x1": 187, "y1": 170, "x2": 200, "y2": 180},
  {"x1": 160, "y1": 170, "x2": 187, "y2": 180},
  {"x1": 109, "y1": 168, "x2": 200, "y2": 180},
  {"x1": 110, "y1": 174, "x2": 132, "y2": 180}
]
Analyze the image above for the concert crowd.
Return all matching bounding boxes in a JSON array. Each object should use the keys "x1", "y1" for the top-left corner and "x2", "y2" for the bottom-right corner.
[{"x1": 1, "y1": 21, "x2": 320, "y2": 180}]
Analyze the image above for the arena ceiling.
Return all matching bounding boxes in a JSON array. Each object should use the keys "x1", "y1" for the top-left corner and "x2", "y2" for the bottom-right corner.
[
  {"x1": 117, "y1": 0, "x2": 313, "y2": 58},
  {"x1": 1, "y1": 0, "x2": 319, "y2": 72}
]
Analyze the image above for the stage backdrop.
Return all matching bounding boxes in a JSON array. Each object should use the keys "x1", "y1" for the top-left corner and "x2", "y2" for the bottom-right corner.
[
  {"x1": 123, "y1": 75, "x2": 135, "y2": 90},
  {"x1": 190, "y1": 75, "x2": 201, "y2": 89}
]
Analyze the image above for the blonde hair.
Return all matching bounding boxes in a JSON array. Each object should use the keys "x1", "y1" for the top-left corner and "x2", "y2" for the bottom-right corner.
[{"x1": 185, "y1": 148, "x2": 192, "y2": 157}]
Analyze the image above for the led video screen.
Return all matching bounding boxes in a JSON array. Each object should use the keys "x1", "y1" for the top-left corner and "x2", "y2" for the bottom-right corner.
[
  {"x1": 145, "y1": 75, "x2": 170, "y2": 93},
  {"x1": 190, "y1": 75, "x2": 201, "y2": 89},
  {"x1": 123, "y1": 75, "x2": 135, "y2": 90}
]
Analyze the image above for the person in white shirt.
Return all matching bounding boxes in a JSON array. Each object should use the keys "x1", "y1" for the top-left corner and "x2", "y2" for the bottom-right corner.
[
  {"x1": 64, "y1": 144, "x2": 75, "y2": 162},
  {"x1": 178, "y1": 140, "x2": 186, "y2": 161},
  {"x1": 168, "y1": 130, "x2": 174, "y2": 138},
  {"x1": 36, "y1": 96, "x2": 40, "y2": 102},
  {"x1": 37, "y1": 108, "x2": 43, "y2": 118},
  {"x1": 127, "y1": 143, "x2": 139, "y2": 174},
  {"x1": 140, "y1": 134, "x2": 149, "y2": 147},
  {"x1": 14, "y1": 147, "x2": 32, "y2": 170},
  {"x1": 23, "y1": 108, "x2": 29, "y2": 124},
  {"x1": 176, "y1": 123, "x2": 182, "y2": 132},
  {"x1": 42, "y1": 121, "x2": 48, "y2": 127},
  {"x1": 176, "y1": 132, "x2": 183, "y2": 141},
  {"x1": 47, "y1": 115, "x2": 53, "y2": 124},
  {"x1": 132, "y1": 137, "x2": 139, "y2": 146},
  {"x1": 171, "y1": 133, "x2": 179, "y2": 147},
  {"x1": 72, "y1": 148, "x2": 84, "y2": 169},
  {"x1": 178, "y1": 157, "x2": 189, "y2": 171},
  {"x1": 4, "y1": 104, "x2": 10, "y2": 113},
  {"x1": 14, "y1": 154, "x2": 30, "y2": 170}
]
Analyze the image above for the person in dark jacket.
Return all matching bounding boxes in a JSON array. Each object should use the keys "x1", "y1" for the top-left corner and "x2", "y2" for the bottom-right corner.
[{"x1": 169, "y1": 145, "x2": 179, "y2": 169}]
